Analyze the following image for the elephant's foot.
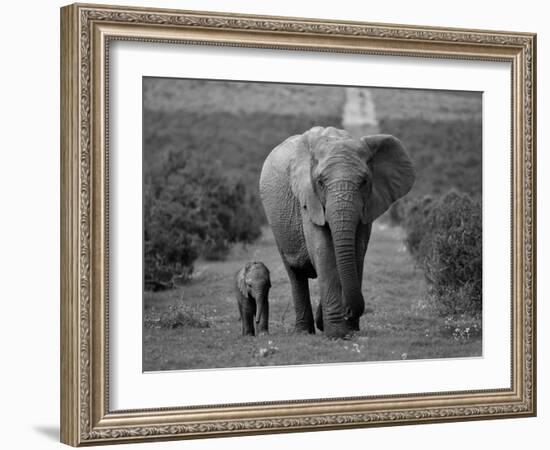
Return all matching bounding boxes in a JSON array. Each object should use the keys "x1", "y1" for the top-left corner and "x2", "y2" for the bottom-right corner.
[
  {"x1": 242, "y1": 325, "x2": 255, "y2": 336},
  {"x1": 324, "y1": 319, "x2": 360, "y2": 339},
  {"x1": 345, "y1": 316, "x2": 361, "y2": 332},
  {"x1": 295, "y1": 320, "x2": 315, "y2": 334},
  {"x1": 315, "y1": 304, "x2": 324, "y2": 332},
  {"x1": 324, "y1": 321, "x2": 352, "y2": 339},
  {"x1": 257, "y1": 326, "x2": 269, "y2": 336}
]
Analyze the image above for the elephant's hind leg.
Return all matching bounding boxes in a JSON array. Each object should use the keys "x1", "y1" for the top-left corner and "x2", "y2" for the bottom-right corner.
[
  {"x1": 315, "y1": 303, "x2": 324, "y2": 332},
  {"x1": 285, "y1": 265, "x2": 315, "y2": 334}
]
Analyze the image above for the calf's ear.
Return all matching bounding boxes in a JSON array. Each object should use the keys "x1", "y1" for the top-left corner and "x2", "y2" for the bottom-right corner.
[{"x1": 237, "y1": 264, "x2": 251, "y2": 297}]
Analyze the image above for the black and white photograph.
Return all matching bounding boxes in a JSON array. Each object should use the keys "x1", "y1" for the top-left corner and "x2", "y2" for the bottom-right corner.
[{"x1": 142, "y1": 78, "x2": 482, "y2": 371}]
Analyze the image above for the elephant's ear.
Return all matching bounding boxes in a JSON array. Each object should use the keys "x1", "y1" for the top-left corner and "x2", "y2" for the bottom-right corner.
[
  {"x1": 237, "y1": 263, "x2": 251, "y2": 297},
  {"x1": 289, "y1": 138, "x2": 325, "y2": 226},
  {"x1": 360, "y1": 135, "x2": 415, "y2": 223},
  {"x1": 261, "y1": 264, "x2": 271, "y2": 289}
]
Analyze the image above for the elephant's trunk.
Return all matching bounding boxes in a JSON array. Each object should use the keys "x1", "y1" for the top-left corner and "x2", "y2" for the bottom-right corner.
[{"x1": 326, "y1": 195, "x2": 365, "y2": 321}]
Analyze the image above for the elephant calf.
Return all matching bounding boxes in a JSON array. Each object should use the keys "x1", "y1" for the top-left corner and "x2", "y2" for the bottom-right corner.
[{"x1": 234, "y1": 262, "x2": 271, "y2": 336}]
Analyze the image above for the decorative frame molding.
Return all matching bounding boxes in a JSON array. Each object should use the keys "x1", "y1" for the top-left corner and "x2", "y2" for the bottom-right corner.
[{"x1": 60, "y1": 3, "x2": 536, "y2": 446}]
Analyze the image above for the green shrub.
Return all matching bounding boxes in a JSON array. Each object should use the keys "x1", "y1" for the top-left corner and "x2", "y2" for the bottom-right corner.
[
  {"x1": 144, "y1": 195, "x2": 201, "y2": 290},
  {"x1": 404, "y1": 191, "x2": 482, "y2": 316},
  {"x1": 403, "y1": 195, "x2": 435, "y2": 258},
  {"x1": 144, "y1": 149, "x2": 262, "y2": 289}
]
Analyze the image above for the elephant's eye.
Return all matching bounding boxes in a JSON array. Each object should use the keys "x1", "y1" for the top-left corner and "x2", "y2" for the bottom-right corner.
[{"x1": 317, "y1": 178, "x2": 324, "y2": 188}]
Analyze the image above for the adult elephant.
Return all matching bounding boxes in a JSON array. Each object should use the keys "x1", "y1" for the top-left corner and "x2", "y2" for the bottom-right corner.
[{"x1": 259, "y1": 126, "x2": 415, "y2": 338}]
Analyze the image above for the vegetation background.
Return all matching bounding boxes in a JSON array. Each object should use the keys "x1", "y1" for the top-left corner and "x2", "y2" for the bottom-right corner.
[{"x1": 143, "y1": 78, "x2": 482, "y2": 371}]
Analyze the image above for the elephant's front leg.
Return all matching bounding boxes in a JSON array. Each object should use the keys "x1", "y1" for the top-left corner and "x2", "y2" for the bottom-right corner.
[
  {"x1": 240, "y1": 301, "x2": 256, "y2": 337},
  {"x1": 318, "y1": 267, "x2": 350, "y2": 338},
  {"x1": 241, "y1": 311, "x2": 255, "y2": 336},
  {"x1": 256, "y1": 302, "x2": 269, "y2": 335},
  {"x1": 315, "y1": 303, "x2": 324, "y2": 332},
  {"x1": 284, "y1": 264, "x2": 315, "y2": 334},
  {"x1": 304, "y1": 223, "x2": 349, "y2": 338},
  {"x1": 345, "y1": 224, "x2": 372, "y2": 331}
]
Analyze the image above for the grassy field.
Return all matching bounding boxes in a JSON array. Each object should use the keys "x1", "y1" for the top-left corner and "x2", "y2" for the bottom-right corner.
[{"x1": 143, "y1": 224, "x2": 481, "y2": 371}]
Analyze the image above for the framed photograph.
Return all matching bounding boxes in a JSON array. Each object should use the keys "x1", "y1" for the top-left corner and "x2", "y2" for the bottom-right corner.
[{"x1": 60, "y1": 3, "x2": 536, "y2": 446}]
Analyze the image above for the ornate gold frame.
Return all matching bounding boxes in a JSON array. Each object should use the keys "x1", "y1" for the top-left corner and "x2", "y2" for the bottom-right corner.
[{"x1": 60, "y1": 2, "x2": 536, "y2": 446}]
